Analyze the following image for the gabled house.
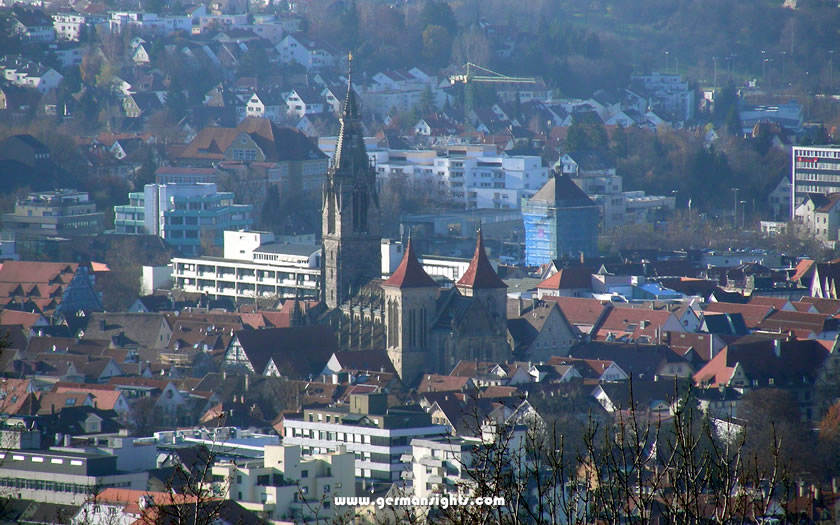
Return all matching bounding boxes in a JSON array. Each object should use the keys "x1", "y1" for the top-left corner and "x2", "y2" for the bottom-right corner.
[
  {"x1": 10, "y1": 6, "x2": 55, "y2": 42},
  {"x1": 122, "y1": 92, "x2": 164, "y2": 119},
  {"x1": 506, "y1": 298, "x2": 578, "y2": 362},
  {"x1": 285, "y1": 87, "x2": 324, "y2": 118},
  {"x1": 592, "y1": 380, "x2": 686, "y2": 414},
  {"x1": 536, "y1": 267, "x2": 593, "y2": 299},
  {"x1": 449, "y1": 360, "x2": 514, "y2": 387},
  {"x1": 570, "y1": 341, "x2": 695, "y2": 381},
  {"x1": 810, "y1": 261, "x2": 840, "y2": 299},
  {"x1": 131, "y1": 44, "x2": 151, "y2": 64},
  {"x1": 693, "y1": 338, "x2": 830, "y2": 421},
  {"x1": 591, "y1": 306, "x2": 683, "y2": 343},
  {"x1": 275, "y1": 33, "x2": 337, "y2": 70},
  {"x1": 244, "y1": 90, "x2": 283, "y2": 121},
  {"x1": 222, "y1": 326, "x2": 337, "y2": 378},
  {"x1": 545, "y1": 296, "x2": 612, "y2": 336},
  {"x1": 548, "y1": 356, "x2": 629, "y2": 383}
]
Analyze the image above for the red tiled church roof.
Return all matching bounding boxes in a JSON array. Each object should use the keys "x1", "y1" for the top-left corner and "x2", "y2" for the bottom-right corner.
[
  {"x1": 382, "y1": 237, "x2": 437, "y2": 288},
  {"x1": 456, "y1": 230, "x2": 506, "y2": 289}
]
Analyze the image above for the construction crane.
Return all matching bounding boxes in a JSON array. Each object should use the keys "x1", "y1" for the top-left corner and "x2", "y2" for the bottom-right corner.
[{"x1": 449, "y1": 63, "x2": 537, "y2": 116}]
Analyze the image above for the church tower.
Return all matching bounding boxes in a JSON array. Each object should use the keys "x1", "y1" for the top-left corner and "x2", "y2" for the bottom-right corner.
[
  {"x1": 382, "y1": 237, "x2": 439, "y2": 383},
  {"x1": 322, "y1": 55, "x2": 381, "y2": 309},
  {"x1": 456, "y1": 230, "x2": 508, "y2": 335}
]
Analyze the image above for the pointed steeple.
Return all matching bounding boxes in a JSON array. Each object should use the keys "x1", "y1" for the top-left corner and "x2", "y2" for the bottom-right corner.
[
  {"x1": 342, "y1": 51, "x2": 359, "y2": 119},
  {"x1": 383, "y1": 236, "x2": 437, "y2": 288},
  {"x1": 456, "y1": 229, "x2": 507, "y2": 289},
  {"x1": 334, "y1": 52, "x2": 366, "y2": 171}
]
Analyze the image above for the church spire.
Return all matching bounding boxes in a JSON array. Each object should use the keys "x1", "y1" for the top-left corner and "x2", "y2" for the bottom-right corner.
[
  {"x1": 334, "y1": 51, "x2": 366, "y2": 171},
  {"x1": 343, "y1": 51, "x2": 358, "y2": 119}
]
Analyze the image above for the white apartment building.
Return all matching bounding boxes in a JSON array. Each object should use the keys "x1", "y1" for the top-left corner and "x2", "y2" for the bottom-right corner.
[
  {"x1": 172, "y1": 230, "x2": 321, "y2": 301},
  {"x1": 403, "y1": 438, "x2": 475, "y2": 499},
  {"x1": 631, "y1": 72, "x2": 695, "y2": 123},
  {"x1": 320, "y1": 140, "x2": 547, "y2": 209},
  {"x1": 211, "y1": 444, "x2": 354, "y2": 522},
  {"x1": 108, "y1": 12, "x2": 191, "y2": 35},
  {"x1": 53, "y1": 12, "x2": 101, "y2": 41},
  {"x1": 282, "y1": 393, "x2": 448, "y2": 481},
  {"x1": 433, "y1": 151, "x2": 549, "y2": 209},
  {"x1": 790, "y1": 145, "x2": 840, "y2": 218}
]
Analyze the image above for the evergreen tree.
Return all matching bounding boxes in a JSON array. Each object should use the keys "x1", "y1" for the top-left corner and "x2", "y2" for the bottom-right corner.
[
  {"x1": 261, "y1": 185, "x2": 282, "y2": 230},
  {"x1": 166, "y1": 79, "x2": 188, "y2": 123}
]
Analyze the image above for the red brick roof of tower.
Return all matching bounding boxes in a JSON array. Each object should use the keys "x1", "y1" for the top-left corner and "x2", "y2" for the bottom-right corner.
[
  {"x1": 382, "y1": 237, "x2": 438, "y2": 288},
  {"x1": 456, "y1": 231, "x2": 506, "y2": 289}
]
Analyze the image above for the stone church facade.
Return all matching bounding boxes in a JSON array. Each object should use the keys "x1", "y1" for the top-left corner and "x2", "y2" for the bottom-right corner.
[{"x1": 322, "y1": 65, "x2": 509, "y2": 385}]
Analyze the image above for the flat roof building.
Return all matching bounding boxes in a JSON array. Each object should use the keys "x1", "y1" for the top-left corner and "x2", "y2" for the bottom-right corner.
[
  {"x1": 282, "y1": 393, "x2": 447, "y2": 481},
  {"x1": 172, "y1": 230, "x2": 321, "y2": 302},
  {"x1": 2, "y1": 189, "x2": 104, "y2": 239}
]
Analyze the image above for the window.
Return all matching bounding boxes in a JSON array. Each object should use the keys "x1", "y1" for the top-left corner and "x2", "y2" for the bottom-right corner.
[{"x1": 301, "y1": 469, "x2": 308, "y2": 478}]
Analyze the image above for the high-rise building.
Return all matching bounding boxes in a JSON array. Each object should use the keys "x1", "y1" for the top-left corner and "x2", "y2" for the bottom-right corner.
[
  {"x1": 523, "y1": 174, "x2": 600, "y2": 266},
  {"x1": 790, "y1": 145, "x2": 840, "y2": 219},
  {"x1": 114, "y1": 183, "x2": 252, "y2": 255},
  {"x1": 322, "y1": 61, "x2": 382, "y2": 309}
]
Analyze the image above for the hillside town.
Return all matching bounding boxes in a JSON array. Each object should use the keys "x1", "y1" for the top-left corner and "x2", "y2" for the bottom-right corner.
[{"x1": 1, "y1": 0, "x2": 840, "y2": 523}]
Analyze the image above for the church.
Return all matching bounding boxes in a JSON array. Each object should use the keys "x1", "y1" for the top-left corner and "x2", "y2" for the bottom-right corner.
[{"x1": 320, "y1": 62, "x2": 510, "y2": 385}]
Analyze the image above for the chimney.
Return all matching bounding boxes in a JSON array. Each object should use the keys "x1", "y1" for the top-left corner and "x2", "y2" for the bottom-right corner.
[
  {"x1": 100, "y1": 319, "x2": 106, "y2": 331},
  {"x1": 51, "y1": 404, "x2": 55, "y2": 414},
  {"x1": 773, "y1": 339, "x2": 781, "y2": 359},
  {"x1": 63, "y1": 434, "x2": 71, "y2": 447},
  {"x1": 517, "y1": 296, "x2": 523, "y2": 317},
  {"x1": 222, "y1": 369, "x2": 227, "y2": 380}
]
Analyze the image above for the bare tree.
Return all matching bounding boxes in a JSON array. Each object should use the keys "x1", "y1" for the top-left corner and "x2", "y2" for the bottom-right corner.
[{"x1": 427, "y1": 381, "x2": 793, "y2": 525}]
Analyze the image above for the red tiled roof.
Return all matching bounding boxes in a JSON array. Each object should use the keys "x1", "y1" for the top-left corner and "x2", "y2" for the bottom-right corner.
[
  {"x1": 537, "y1": 267, "x2": 592, "y2": 290},
  {"x1": 791, "y1": 259, "x2": 815, "y2": 283},
  {"x1": 418, "y1": 374, "x2": 472, "y2": 393},
  {"x1": 456, "y1": 230, "x2": 506, "y2": 289},
  {"x1": 543, "y1": 296, "x2": 610, "y2": 328},
  {"x1": 799, "y1": 296, "x2": 840, "y2": 315},
  {"x1": 593, "y1": 308, "x2": 674, "y2": 341},
  {"x1": 755, "y1": 310, "x2": 833, "y2": 334},
  {"x1": 747, "y1": 295, "x2": 790, "y2": 310},
  {"x1": 703, "y1": 302, "x2": 774, "y2": 328},
  {"x1": 382, "y1": 237, "x2": 437, "y2": 288},
  {"x1": 0, "y1": 310, "x2": 42, "y2": 329}
]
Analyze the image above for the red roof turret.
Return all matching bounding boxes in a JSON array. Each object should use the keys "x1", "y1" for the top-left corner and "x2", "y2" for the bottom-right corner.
[
  {"x1": 382, "y1": 237, "x2": 438, "y2": 288},
  {"x1": 456, "y1": 230, "x2": 507, "y2": 289}
]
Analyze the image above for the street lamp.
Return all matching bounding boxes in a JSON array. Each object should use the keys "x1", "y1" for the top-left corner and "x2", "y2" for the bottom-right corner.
[
  {"x1": 665, "y1": 51, "x2": 670, "y2": 74},
  {"x1": 713, "y1": 56, "x2": 718, "y2": 92},
  {"x1": 732, "y1": 188, "x2": 739, "y2": 227},
  {"x1": 740, "y1": 200, "x2": 747, "y2": 229},
  {"x1": 830, "y1": 50, "x2": 835, "y2": 94},
  {"x1": 672, "y1": 190, "x2": 679, "y2": 209}
]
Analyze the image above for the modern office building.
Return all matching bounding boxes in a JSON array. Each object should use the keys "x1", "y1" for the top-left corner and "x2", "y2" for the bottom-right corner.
[
  {"x1": 114, "y1": 183, "x2": 252, "y2": 255},
  {"x1": 172, "y1": 230, "x2": 321, "y2": 301},
  {"x1": 523, "y1": 174, "x2": 600, "y2": 266},
  {"x1": 282, "y1": 393, "x2": 447, "y2": 481},
  {"x1": 790, "y1": 145, "x2": 840, "y2": 219},
  {"x1": 0, "y1": 448, "x2": 147, "y2": 504},
  {"x1": 2, "y1": 189, "x2": 104, "y2": 238}
]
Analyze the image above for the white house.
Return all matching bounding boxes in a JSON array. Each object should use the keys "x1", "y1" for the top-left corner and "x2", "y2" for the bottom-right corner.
[
  {"x1": 276, "y1": 33, "x2": 336, "y2": 70},
  {"x1": 285, "y1": 88, "x2": 325, "y2": 118}
]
